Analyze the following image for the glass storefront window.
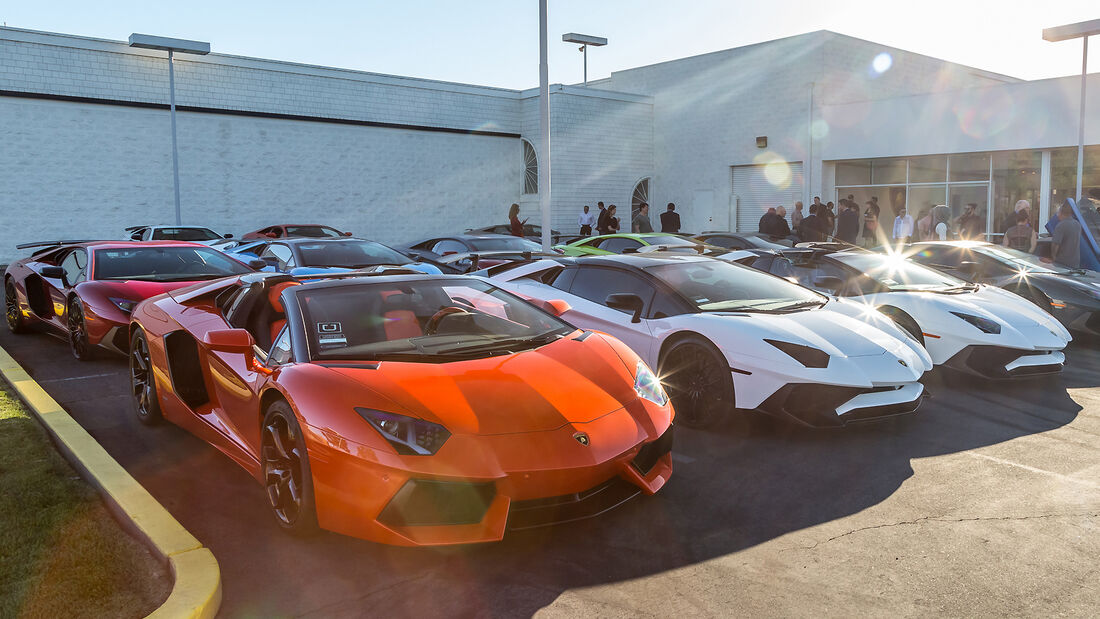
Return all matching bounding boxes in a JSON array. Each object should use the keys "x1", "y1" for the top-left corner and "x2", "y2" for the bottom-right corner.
[
  {"x1": 908, "y1": 185, "x2": 946, "y2": 220},
  {"x1": 836, "y1": 160, "x2": 871, "y2": 186},
  {"x1": 1051, "y1": 146, "x2": 1100, "y2": 211},
  {"x1": 872, "y1": 159, "x2": 907, "y2": 185},
  {"x1": 909, "y1": 156, "x2": 947, "y2": 183},
  {"x1": 992, "y1": 150, "x2": 1041, "y2": 234},
  {"x1": 948, "y1": 184, "x2": 989, "y2": 239},
  {"x1": 949, "y1": 153, "x2": 990, "y2": 182}
]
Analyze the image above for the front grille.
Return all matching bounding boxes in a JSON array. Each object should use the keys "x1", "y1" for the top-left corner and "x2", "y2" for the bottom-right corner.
[
  {"x1": 507, "y1": 478, "x2": 641, "y2": 531},
  {"x1": 946, "y1": 346, "x2": 1062, "y2": 379},
  {"x1": 759, "y1": 383, "x2": 918, "y2": 427},
  {"x1": 631, "y1": 426, "x2": 674, "y2": 476},
  {"x1": 378, "y1": 479, "x2": 495, "y2": 527}
]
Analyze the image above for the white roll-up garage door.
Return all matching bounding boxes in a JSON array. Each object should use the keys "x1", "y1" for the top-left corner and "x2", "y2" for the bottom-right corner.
[{"x1": 731, "y1": 162, "x2": 803, "y2": 233}]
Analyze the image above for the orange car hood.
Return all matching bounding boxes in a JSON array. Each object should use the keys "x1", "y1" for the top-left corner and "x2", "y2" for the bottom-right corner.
[{"x1": 325, "y1": 335, "x2": 639, "y2": 436}]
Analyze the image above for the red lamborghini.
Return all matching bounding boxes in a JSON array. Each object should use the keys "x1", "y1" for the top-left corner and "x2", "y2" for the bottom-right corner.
[
  {"x1": 4, "y1": 241, "x2": 258, "y2": 360},
  {"x1": 128, "y1": 271, "x2": 674, "y2": 546}
]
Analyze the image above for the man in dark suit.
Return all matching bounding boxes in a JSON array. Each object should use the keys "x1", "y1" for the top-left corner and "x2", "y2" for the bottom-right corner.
[{"x1": 660, "y1": 203, "x2": 681, "y2": 233}]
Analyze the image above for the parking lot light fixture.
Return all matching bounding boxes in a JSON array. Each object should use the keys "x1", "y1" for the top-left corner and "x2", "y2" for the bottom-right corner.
[
  {"x1": 128, "y1": 34, "x2": 211, "y2": 225},
  {"x1": 562, "y1": 33, "x2": 607, "y2": 87},
  {"x1": 1042, "y1": 18, "x2": 1100, "y2": 205}
]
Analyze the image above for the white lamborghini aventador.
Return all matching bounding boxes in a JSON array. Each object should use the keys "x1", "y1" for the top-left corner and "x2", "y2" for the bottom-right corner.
[{"x1": 487, "y1": 254, "x2": 933, "y2": 428}]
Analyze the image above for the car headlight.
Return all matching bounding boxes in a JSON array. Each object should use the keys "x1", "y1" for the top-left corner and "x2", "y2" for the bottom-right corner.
[
  {"x1": 354, "y1": 408, "x2": 451, "y2": 455},
  {"x1": 950, "y1": 311, "x2": 1001, "y2": 334},
  {"x1": 764, "y1": 339, "x2": 829, "y2": 368},
  {"x1": 109, "y1": 297, "x2": 138, "y2": 313},
  {"x1": 634, "y1": 361, "x2": 668, "y2": 406}
]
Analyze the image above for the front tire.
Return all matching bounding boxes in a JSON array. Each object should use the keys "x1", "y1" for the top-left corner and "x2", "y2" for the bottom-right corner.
[
  {"x1": 262, "y1": 401, "x2": 319, "y2": 535},
  {"x1": 658, "y1": 336, "x2": 734, "y2": 429},
  {"x1": 67, "y1": 298, "x2": 96, "y2": 361},
  {"x1": 130, "y1": 329, "x2": 163, "y2": 425},
  {"x1": 5, "y1": 279, "x2": 26, "y2": 334}
]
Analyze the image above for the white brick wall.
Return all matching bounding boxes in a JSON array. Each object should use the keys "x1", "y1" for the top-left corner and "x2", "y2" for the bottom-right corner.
[{"x1": 0, "y1": 96, "x2": 522, "y2": 263}]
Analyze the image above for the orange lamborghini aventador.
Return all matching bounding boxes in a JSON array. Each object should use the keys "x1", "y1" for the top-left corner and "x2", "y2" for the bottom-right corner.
[{"x1": 128, "y1": 270, "x2": 673, "y2": 546}]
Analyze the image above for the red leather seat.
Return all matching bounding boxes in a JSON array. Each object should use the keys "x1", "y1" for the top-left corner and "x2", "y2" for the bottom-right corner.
[
  {"x1": 267, "y1": 281, "x2": 300, "y2": 344},
  {"x1": 383, "y1": 310, "x2": 422, "y2": 340}
]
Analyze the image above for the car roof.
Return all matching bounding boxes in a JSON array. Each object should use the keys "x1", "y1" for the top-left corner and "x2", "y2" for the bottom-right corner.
[
  {"x1": 288, "y1": 272, "x2": 473, "y2": 292},
  {"x1": 88, "y1": 240, "x2": 210, "y2": 249},
  {"x1": 568, "y1": 253, "x2": 712, "y2": 268},
  {"x1": 911, "y1": 240, "x2": 993, "y2": 248}
]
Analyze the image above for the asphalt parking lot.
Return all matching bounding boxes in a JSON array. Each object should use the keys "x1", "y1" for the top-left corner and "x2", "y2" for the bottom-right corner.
[{"x1": 3, "y1": 324, "x2": 1098, "y2": 618}]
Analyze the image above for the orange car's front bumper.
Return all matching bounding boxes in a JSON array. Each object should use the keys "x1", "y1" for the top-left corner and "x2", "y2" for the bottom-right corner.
[{"x1": 303, "y1": 402, "x2": 673, "y2": 546}]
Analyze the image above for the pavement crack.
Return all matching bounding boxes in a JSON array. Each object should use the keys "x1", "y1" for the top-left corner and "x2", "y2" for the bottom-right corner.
[{"x1": 782, "y1": 512, "x2": 1100, "y2": 552}]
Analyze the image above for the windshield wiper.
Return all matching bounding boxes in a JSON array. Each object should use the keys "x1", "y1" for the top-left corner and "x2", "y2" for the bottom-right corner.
[
  {"x1": 431, "y1": 332, "x2": 563, "y2": 356},
  {"x1": 773, "y1": 300, "x2": 826, "y2": 312}
]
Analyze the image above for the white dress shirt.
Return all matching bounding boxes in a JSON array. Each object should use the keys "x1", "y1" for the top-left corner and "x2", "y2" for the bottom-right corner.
[
  {"x1": 893, "y1": 214, "x2": 914, "y2": 239},
  {"x1": 578, "y1": 211, "x2": 596, "y2": 226}
]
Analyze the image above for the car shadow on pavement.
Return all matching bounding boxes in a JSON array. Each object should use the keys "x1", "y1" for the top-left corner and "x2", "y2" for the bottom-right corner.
[{"x1": 0, "y1": 328, "x2": 1087, "y2": 618}]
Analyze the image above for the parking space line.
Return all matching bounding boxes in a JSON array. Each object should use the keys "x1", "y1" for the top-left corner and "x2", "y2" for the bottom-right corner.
[
  {"x1": 39, "y1": 372, "x2": 119, "y2": 383},
  {"x1": 966, "y1": 451, "x2": 1100, "y2": 491}
]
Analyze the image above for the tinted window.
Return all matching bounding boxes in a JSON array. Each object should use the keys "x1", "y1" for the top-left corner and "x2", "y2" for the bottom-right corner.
[
  {"x1": 430, "y1": 240, "x2": 468, "y2": 255},
  {"x1": 296, "y1": 240, "x2": 411, "y2": 269},
  {"x1": 285, "y1": 226, "x2": 343, "y2": 238},
  {"x1": 466, "y1": 237, "x2": 542, "y2": 252},
  {"x1": 60, "y1": 249, "x2": 87, "y2": 285},
  {"x1": 261, "y1": 244, "x2": 296, "y2": 270},
  {"x1": 268, "y1": 327, "x2": 293, "y2": 365},
  {"x1": 705, "y1": 235, "x2": 744, "y2": 250},
  {"x1": 789, "y1": 261, "x2": 860, "y2": 295},
  {"x1": 93, "y1": 247, "x2": 252, "y2": 281},
  {"x1": 568, "y1": 266, "x2": 656, "y2": 312},
  {"x1": 597, "y1": 237, "x2": 644, "y2": 253},
  {"x1": 910, "y1": 245, "x2": 962, "y2": 268},
  {"x1": 152, "y1": 227, "x2": 222, "y2": 241},
  {"x1": 833, "y1": 253, "x2": 963, "y2": 291},
  {"x1": 647, "y1": 259, "x2": 824, "y2": 312}
]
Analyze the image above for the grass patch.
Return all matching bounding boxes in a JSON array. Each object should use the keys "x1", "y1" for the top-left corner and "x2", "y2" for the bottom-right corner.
[{"x1": 0, "y1": 376, "x2": 169, "y2": 618}]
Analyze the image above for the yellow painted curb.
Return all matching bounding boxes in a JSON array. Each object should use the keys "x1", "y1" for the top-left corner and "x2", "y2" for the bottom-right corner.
[{"x1": 0, "y1": 344, "x2": 222, "y2": 618}]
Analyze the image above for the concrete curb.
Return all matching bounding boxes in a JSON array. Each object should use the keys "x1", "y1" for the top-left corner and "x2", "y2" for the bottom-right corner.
[{"x1": 0, "y1": 344, "x2": 222, "y2": 618}]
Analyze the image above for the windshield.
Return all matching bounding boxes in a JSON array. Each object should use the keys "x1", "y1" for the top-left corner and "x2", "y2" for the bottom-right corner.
[
  {"x1": 642, "y1": 235, "x2": 697, "y2": 247},
  {"x1": 298, "y1": 279, "x2": 574, "y2": 361},
  {"x1": 647, "y1": 259, "x2": 825, "y2": 312},
  {"x1": 286, "y1": 225, "x2": 344, "y2": 238},
  {"x1": 466, "y1": 237, "x2": 543, "y2": 252},
  {"x1": 744, "y1": 235, "x2": 788, "y2": 250},
  {"x1": 93, "y1": 246, "x2": 253, "y2": 281},
  {"x1": 834, "y1": 253, "x2": 965, "y2": 290},
  {"x1": 975, "y1": 246, "x2": 1074, "y2": 274},
  {"x1": 150, "y1": 227, "x2": 222, "y2": 241},
  {"x1": 297, "y1": 240, "x2": 411, "y2": 268}
]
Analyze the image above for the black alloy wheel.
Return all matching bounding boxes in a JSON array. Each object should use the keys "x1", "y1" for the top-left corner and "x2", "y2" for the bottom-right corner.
[
  {"x1": 130, "y1": 329, "x2": 163, "y2": 425},
  {"x1": 659, "y1": 336, "x2": 734, "y2": 429},
  {"x1": 261, "y1": 401, "x2": 319, "y2": 535},
  {"x1": 5, "y1": 279, "x2": 25, "y2": 334},
  {"x1": 67, "y1": 298, "x2": 96, "y2": 361}
]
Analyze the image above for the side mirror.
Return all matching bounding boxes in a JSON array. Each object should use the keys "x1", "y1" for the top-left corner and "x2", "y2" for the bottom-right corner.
[
  {"x1": 203, "y1": 329, "x2": 255, "y2": 354},
  {"x1": 40, "y1": 266, "x2": 65, "y2": 280},
  {"x1": 605, "y1": 293, "x2": 644, "y2": 323},
  {"x1": 534, "y1": 298, "x2": 571, "y2": 317},
  {"x1": 814, "y1": 276, "x2": 844, "y2": 292},
  {"x1": 247, "y1": 258, "x2": 267, "y2": 270},
  {"x1": 224, "y1": 233, "x2": 234, "y2": 238}
]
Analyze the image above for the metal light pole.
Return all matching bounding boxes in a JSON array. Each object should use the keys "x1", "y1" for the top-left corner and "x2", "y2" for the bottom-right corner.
[
  {"x1": 539, "y1": 1, "x2": 552, "y2": 251},
  {"x1": 1043, "y1": 19, "x2": 1100, "y2": 205},
  {"x1": 128, "y1": 34, "x2": 211, "y2": 225},
  {"x1": 562, "y1": 33, "x2": 607, "y2": 87}
]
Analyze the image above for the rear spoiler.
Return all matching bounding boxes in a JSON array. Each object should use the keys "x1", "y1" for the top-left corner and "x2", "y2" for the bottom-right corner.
[{"x1": 16, "y1": 239, "x2": 105, "y2": 250}]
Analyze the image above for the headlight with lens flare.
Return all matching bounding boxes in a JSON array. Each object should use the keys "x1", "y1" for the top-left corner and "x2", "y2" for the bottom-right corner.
[
  {"x1": 354, "y1": 408, "x2": 451, "y2": 455},
  {"x1": 109, "y1": 297, "x2": 138, "y2": 313},
  {"x1": 950, "y1": 311, "x2": 1001, "y2": 334},
  {"x1": 634, "y1": 361, "x2": 668, "y2": 406}
]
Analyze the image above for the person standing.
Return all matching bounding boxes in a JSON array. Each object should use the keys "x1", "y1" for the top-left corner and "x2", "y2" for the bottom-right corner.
[
  {"x1": 791, "y1": 201, "x2": 804, "y2": 230},
  {"x1": 773, "y1": 206, "x2": 792, "y2": 238},
  {"x1": 1002, "y1": 210, "x2": 1038, "y2": 252},
  {"x1": 956, "y1": 203, "x2": 983, "y2": 240},
  {"x1": 632, "y1": 203, "x2": 654, "y2": 233},
  {"x1": 759, "y1": 207, "x2": 778, "y2": 235},
  {"x1": 578, "y1": 205, "x2": 596, "y2": 236},
  {"x1": 861, "y1": 201, "x2": 879, "y2": 247},
  {"x1": 916, "y1": 208, "x2": 932, "y2": 241},
  {"x1": 836, "y1": 201, "x2": 860, "y2": 244},
  {"x1": 596, "y1": 204, "x2": 613, "y2": 235},
  {"x1": 660, "y1": 203, "x2": 681, "y2": 233},
  {"x1": 931, "y1": 204, "x2": 952, "y2": 240},
  {"x1": 799, "y1": 205, "x2": 823, "y2": 242},
  {"x1": 892, "y1": 207, "x2": 914, "y2": 243},
  {"x1": 1051, "y1": 203, "x2": 1082, "y2": 268},
  {"x1": 508, "y1": 203, "x2": 527, "y2": 237}
]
